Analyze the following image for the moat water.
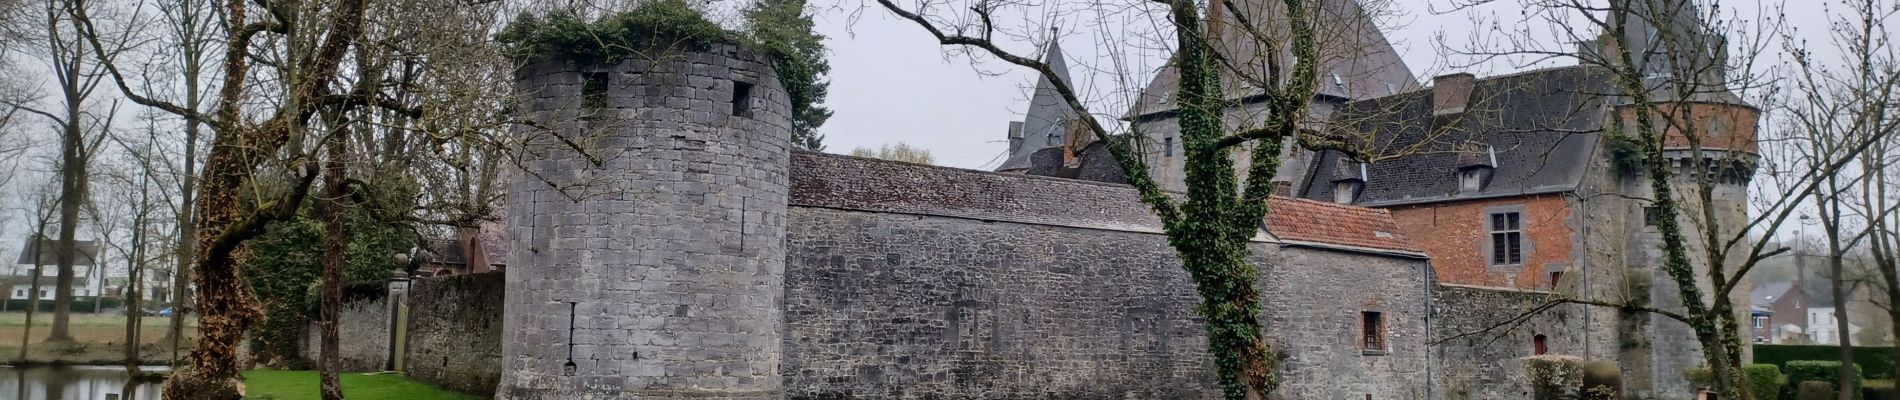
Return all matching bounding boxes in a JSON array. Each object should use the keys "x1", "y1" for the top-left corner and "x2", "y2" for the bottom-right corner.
[{"x1": 0, "y1": 365, "x2": 166, "y2": 400}]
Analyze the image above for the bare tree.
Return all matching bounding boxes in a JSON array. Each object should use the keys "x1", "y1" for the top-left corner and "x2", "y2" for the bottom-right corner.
[
  {"x1": 849, "y1": 142, "x2": 936, "y2": 164},
  {"x1": 1, "y1": 0, "x2": 133, "y2": 346},
  {"x1": 1777, "y1": 0, "x2": 1900, "y2": 391}
]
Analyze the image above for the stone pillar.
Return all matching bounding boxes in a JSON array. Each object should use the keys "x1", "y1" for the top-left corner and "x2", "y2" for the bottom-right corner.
[{"x1": 499, "y1": 43, "x2": 792, "y2": 399}]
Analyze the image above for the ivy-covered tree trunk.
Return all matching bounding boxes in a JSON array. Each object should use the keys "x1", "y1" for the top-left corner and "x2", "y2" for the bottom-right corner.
[
  {"x1": 877, "y1": 0, "x2": 1324, "y2": 396},
  {"x1": 1153, "y1": 0, "x2": 1318, "y2": 397}
]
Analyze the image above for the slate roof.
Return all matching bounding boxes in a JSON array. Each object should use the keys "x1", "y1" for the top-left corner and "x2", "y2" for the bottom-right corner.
[
  {"x1": 791, "y1": 151, "x2": 1423, "y2": 255},
  {"x1": 1298, "y1": 66, "x2": 1615, "y2": 206},
  {"x1": 1751, "y1": 282, "x2": 1793, "y2": 307},
  {"x1": 1124, "y1": 0, "x2": 1418, "y2": 118},
  {"x1": 997, "y1": 42, "x2": 1080, "y2": 171}
]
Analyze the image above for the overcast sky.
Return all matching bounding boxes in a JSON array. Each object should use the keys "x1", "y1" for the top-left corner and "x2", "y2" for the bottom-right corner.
[{"x1": 811, "y1": 0, "x2": 1825, "y2": 169}]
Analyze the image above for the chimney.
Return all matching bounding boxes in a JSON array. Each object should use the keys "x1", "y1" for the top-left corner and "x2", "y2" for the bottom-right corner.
[
  {"x1": 1432, "y1": 73, "x2": 1476, "y2": 116},
  {"x1": 1007, "y1": 121, "x2": 1024, "y2": 153}
]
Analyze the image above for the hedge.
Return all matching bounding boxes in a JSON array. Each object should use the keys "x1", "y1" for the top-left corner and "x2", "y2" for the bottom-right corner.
[
  {"x1": 1758, "y1": 344, "x2": 1894, "y2": 379},
  {"x1": 1685, "y1": 364, "x2": 1786, "y2": 399},
  {"x1": 1787, "y1": 360, "x2": 1862, "y2": 400},
  {"x1": 0, "y1": 297, "x2": 124, "y2": 312}
]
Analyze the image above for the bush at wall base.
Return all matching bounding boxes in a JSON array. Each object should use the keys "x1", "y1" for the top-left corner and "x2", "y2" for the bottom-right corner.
[{"x1": 1785, "y1": 361, "x2": 1862, "y2": 400}]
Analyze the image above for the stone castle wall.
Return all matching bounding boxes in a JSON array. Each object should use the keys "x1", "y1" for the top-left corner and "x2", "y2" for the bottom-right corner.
[
  {"x1": 407, "y1": 272, "x2": 506, "y2": 396},
  {"x1": 1431, "y1": 284, "x2": 1591, "y2": 399},
  {"x1": 302, "y1": 282, "x2": 391, "y2": 372},
  {"x1": 783, "y1": 152, "x2": 1432, "y2": 399}
]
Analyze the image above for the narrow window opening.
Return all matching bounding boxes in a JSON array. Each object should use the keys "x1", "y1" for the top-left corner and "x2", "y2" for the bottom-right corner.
[
  {"x1": 1361, "y1": 311, "x2": 1386, "y2": 352},
  {"x1": 1489, "y1": 212, "x2": 1524, "y2": 266},
  {"x1": 563, "y1": 301, "x2": 579, "y2": 376},
  {"x1": 731, "y1": 81, "x2": 754, "y2": 116},
  {"x1": 1164, "y1": 137, "x2": 1175, "y2": 157},
  {"x1": 1533, "y1": 334, "x2": 1548, "y2": 355},
  {"x1": 1549, "y1": 271, "x2": 1563, "y2": 290},
  {"x1": 582, "y1": 72, "x2": 611, "y2": 110},
  {"x1": 1644, "y1": 206, "x2": 1662, "y2": 226}
]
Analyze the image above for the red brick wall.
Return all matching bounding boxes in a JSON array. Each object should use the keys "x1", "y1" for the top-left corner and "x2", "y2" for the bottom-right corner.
[
  {"x1": 1616, "y1": 102, "x2": 1761, "y2": 154},
  {"x1": 1386, "y1": 194, "x2": 1574, "y2": 289}
]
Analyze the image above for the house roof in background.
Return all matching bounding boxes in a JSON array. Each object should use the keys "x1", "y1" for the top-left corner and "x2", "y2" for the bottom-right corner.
[
  {"x1": 15, "y1": 238, "x2": 100, "y2": 266},
  {"x1": 1751, "y1": 282, "x2": 1792, "y2": 306}
]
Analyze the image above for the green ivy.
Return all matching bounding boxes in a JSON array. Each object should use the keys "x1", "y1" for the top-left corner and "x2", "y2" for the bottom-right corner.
[
  {"x1": 1608, "y1": 129, "x2": 1645, "y2": 175},
  {"x1": 495, "y1": 0, "x2": 832, "y2": 150},
  {"x1": 242, "y1": 206, "x2": 419, "y2": 367}
]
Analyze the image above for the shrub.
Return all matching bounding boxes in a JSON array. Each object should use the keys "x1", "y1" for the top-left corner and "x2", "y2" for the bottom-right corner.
[
  {"x1": 1581, "y1": 361, "x2": 1621, "y2": 400},
  {"x1": 1524, "y1": 355, "x2": 1584, "y2": 400},
  {"x1": 1868, "y1": 380, "x2": 1897, "y2": 400},
  {"x1": 1786, "y1": 360, "x2": 1863, "y2": 400},
  {"x1": 1802, "y1": 380, "x2": 1837, "y2": 400},
  {"x1": 1685, "y1": 367, "x2": 1715, "y2": 388},
  {"x1": 1682, "y1": 364, "x2": 1786, "y2": 399},
  {"x1": 1743, "y1": 364, "x2": 1784, "y2": 400}
]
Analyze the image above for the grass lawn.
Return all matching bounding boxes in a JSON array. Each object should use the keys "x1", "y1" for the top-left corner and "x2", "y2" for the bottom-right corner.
[
  {"x1": 0, "y1": 311, "x2": 196, "y2": 364},
  {"x1": 243, "y1": 370, "x2": 479, "y2": 400}
]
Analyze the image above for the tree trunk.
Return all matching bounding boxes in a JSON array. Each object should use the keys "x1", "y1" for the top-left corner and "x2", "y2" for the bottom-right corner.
[
  {"x1": 126, "y1": 168, "x2": 151, "y2": 372},
  {"x1": 317, "y1": 114, "x2": 350, "y2": 400},
  {"x1": 18, "y1": 264, "x2": 43, "y2": 361},
  {"x1": 167, "y1": 13, "x2": 204, "y2": 368},
  {"x1": 160, "y1": 135, "x2": 265, "y2": 400},
  {"x1": 49, "y1": 61, "x2": 88, "y2": 345}
]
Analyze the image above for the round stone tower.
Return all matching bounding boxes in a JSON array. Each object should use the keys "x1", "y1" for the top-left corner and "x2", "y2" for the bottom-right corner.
[
  {"x1": 1615, "y1": 99, "x2": 1760, "y2": 397},
  {"x1": 500, "y1": 43, "x2": 791, "y2": 399}
]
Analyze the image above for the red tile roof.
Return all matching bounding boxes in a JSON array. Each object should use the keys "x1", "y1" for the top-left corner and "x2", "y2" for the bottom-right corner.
[{"x1": 1264, "y1": 197, "x2": 1422, "y2": 254}]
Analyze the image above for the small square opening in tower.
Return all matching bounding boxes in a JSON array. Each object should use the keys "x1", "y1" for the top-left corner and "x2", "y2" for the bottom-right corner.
[
  {"x1": 583, "y1": 72, "x2": 611, "y2": 110},
  {"x1": 731, "y1": 80, "x2": 754, "y2": 116}
]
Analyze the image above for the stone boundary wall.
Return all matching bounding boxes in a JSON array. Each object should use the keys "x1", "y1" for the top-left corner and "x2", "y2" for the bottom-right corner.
[
  {"x1": 302, "y1": 282, "x2": 392, "y2": 372},
  {"x1": 406, "y1": 271, "x2": 505, "y2": 396},
  {"x1": 782, "y1": 206, "x2": 1431, "y2": 399},
  {"x1": 1431, "y1": 283, "x2": 1590, "y2": 399}
]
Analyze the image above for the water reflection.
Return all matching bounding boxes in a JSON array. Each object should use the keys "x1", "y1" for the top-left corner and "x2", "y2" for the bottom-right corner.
[{"x1": 0, "y1": 365, "x2": 167, "y2": 400}]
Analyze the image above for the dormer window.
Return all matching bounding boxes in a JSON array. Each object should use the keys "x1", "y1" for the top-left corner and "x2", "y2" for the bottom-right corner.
[
  {"x1": 1334, "y1": 179, "x2": 1364, "y2": 204},
  {"x1": 1457, "y1": 145, "x2": 1498, "y2": 193},
  {"x1": 1459, "y1": 167, "x2": 1493, "y2": 192},
  {"x1": 1333, "y1": 161, "x2": 1368, "y2": 204}
]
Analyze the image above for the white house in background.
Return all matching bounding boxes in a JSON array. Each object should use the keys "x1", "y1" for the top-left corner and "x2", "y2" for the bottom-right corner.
[
  {"x1": 1807, "y1": 306, "x2": 1863, "y2": 345},
  {"x1": 5, "y1": 238, "x2": 106, "y2": 301}
]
